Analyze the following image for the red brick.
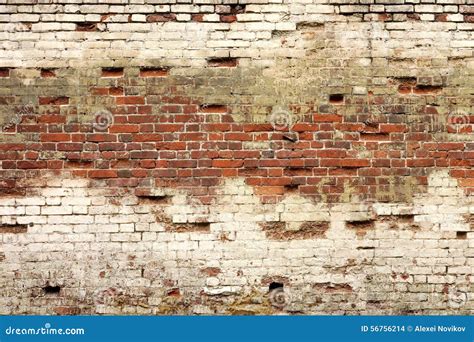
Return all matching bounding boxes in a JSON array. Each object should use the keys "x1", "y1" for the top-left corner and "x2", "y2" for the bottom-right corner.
[
  {"x1": 17, "y1": 161, "x2": 47, "y2": 169},
  {"x1": 109, "y1": 125, "x2": 140, "y2": 133},
  {"x1": 116, "y1": 96, "x2": 145, "y2": 105},
  {"x1": 313, "y1": 114, "x2": 343, "y2": 122},
  {"x1": 212, "y1": 160, "x2": 244, "y2": 168},
  {"x1": 146, "y1": 14, "x2": 176, "y2": 22},
  {"x1": 88, "y1": 170, "x2": 118, "y2": 178},
  {"x1": 40, "y1": 133, "x2": 71, "y2": 142},
  {"x1": 39, "y1": 96, "x2": 69, "y2": 105}
]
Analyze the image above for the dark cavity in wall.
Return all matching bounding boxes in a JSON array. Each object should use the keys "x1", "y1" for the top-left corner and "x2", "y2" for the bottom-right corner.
[
  {"x1": 75, "y1": 22, "x2": 98, "y2": 31},
  {"x1": 101, "y1": 67, "x2": 124, "y2": 78},
  {"x1": 0, "y1": 224, "x2": 28, "y2": 234},
  {"x1": 346, "y1": 219, "x2": 375, "y2": 237},
  {"x1": 139, "y1": 67, "x2": 169, "y2": 77},
  {"x1": 207, "y1": 57, "x2": 238, "y2": 68},
  {"x1": 269, "y1": 282, "x2": 284, "y2": 291},
  {"x1": 136, "y1": 194, "x2": 171, "y2": 205},
  {"x1": 260, "y1": 221, "x2": 330, "y2": 240},
  {"x1": 166, "y1": 222, "x2": 211, "y2": 233},
  {"x1": 0, "y1": 68, "x2": 10, "y2": 77},
  {"x1": 229, "y1": 4, "x2": 246, "y2": 14},
  {"x1": 329, "y1": 94, "x2": 344, "y2": 104},
  {"x1": 40, "y1": 68, "x2": 56, "y2": 78},
  {"x1": 200, "y1": 104, "x2": 228, "y2": 113},
  {"x1": 43, "y1": 284, "x2": 61, "y2": 295}
]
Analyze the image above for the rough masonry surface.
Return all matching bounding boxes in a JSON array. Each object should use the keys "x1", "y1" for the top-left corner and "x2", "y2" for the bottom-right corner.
[{"x1": 0, "y1": 0, "x2": 473, "y2": 315}]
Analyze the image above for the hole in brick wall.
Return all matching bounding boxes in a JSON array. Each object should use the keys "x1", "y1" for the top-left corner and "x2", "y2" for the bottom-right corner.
[
  {"x1": 167, "y1": 288, "x2": 181, "y2": 297},
  {"x1": 284, "y1": 183, "x2": 299, "y2": 191},
  {"x1": 394, "y1": 77, "x2": 417, "y2": 94},
  {"x1": 40, "y1": 68, "x2": 56, "y2": 78},
  {"x1": 0, "y1": 68, "x2": 10, "y2": 77},
  {"x1": 329, "y1": 94, "x2": 344, "y2": 104},
  {"x1": 346, "y1": 219, "x2": 375, "y2": 237},
  {"x1": 230, "y1": 4, "x2": 246, "y2": 14},
  {"x1": 43, "y1": 284, "x2": 61, "y2": 295},
  {"x1": 101, "y1": 67, "x2": 124, "y2": 78},
  {"x1": 296, "y1": 22, "x2": 324, "y2": 29},
  {"x1": 282, "y1": 132, "x2": 298, "y2": 142},
  {"x1": 413, "y1": 85, "x2": 443, "y2": 95},
  {"x1": 75, "y1": 22, "x2": 98, "y2": 32},
  {"x1": 0, "y1": 252, "x2": 5, "y2": 262},
  {"x1": 166, "y1": 222, "x2": 211, "y2": 233},
  {"x1": 456, "y1": 231, "x2": 467, "y2": 239},
  {"x1": 346, "y1": 219, "x2": 374, "y2": 229},
  {"x1": 207, "y1": 57, "x2": 238, "y2": 68},
  {"x1": 200, "y1": 104, "x2": 228, "y2": 113},
  {"x1": 260, "y1": 221, "x2": 329, "y2": 240},
  {"x1": 139, "y1": 67, "x2": 169, "y2": 77},
  {"x1": 313, "y1": 282, "x2": 353, "y2": 293},
  {"x1": 0, "y1": 224, "x2": 28, "y2": 234},
  {"x1": 269, "y1": 282, "x2": 283, "y2": 291},
  {"x1": 137, "y1": 194, "x2": 170, "y2": 204}
]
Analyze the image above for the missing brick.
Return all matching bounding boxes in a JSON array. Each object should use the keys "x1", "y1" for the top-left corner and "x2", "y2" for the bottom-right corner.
[
  {"x1": 346, "y1": 219, "x2": 374, "y2": 237},
  {"x1": 166, "y1": 222, "x2": 211, "y2": 233},
  {"x1": 101, "y1": 67, "x2": 123, "y2": 78},
  {"x1": 0, "y1": 224, "x2": 28, "y2": 234},
  {"x1": 329, "y1": 94, "x2": 344, "y2": 104},
  {"x1": 282, "y1": 132, "x2": 298, "y2": 142},
  {"x1": 207, "y1": 57, "x2": 238, "y2": 68},
  {"x1": 230, "y1": 4, "x2": 246, "y2": 14},
  {"x1": 260, "y1": 221, "x2": 330, "y2": 240},
  {"x1": 167, "y1": 288, "x2": 181, "y2": 297},
  {"x1": 456, "y1": 231, "x2": 467, "y2": 239},
  {"x1": 413, "y1": 85, "x2": 443, "y2": 95},
  {"x1": 393, "y1": 77, "x2": 417, "y2": 94},
  {"x1": 40, "y1": 69, "x2": 56, "y2": 78},
  {"x1": 200, "y1": 104, "x2": 228, "y2": 113},
  {"x1": 0, "y1": 68, "x2": 10, "y2": 77},
  {"x1": 313, "y1": 282, "x2": 353, "y2": 293},
  {"x1": 296, "y1": 22, "x2": 324, "y2": 29},
  {"x1": 75, "y1": 22, "x2": 97, "y2": 32},
  {"x1": 139, "y1": 67, "x2": 169, "y2": 77},
  {"x1": 269, "y1": 282, "x2": 284, "y2": 291},
  {"x1": 379, "y1": 214, "x2": 419, "y2": 230},
  {"x1": 137, "y1": 194, "x2": 170, "y2": 205},
  {"x1": 43, "y1": 284, "x2": 61, "y2": 295}
]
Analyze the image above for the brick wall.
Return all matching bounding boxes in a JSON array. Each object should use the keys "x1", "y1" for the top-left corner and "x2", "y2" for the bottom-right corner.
[{"x1": 0, "y1": 0, "x2": 473, "y2": 315}]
